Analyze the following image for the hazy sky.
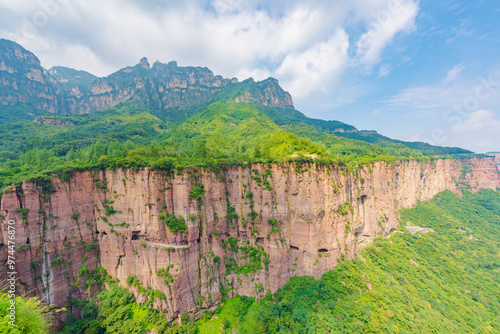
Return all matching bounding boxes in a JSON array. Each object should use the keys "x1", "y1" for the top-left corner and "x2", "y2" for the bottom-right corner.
[{"x1": 1, "y1": 0, "x2": 499, "y2": 152}]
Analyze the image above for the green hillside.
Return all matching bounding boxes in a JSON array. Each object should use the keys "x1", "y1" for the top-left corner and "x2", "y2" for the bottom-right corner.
[
  {"x1": 0, "y1": 103, "x2": 49, "y2": 125},
  {"x1": 193, "y1": 189, "x2": 500, "y2": 333},
  {"x1": 0, "y1": 97, "x2": 478, "y2": 194}
]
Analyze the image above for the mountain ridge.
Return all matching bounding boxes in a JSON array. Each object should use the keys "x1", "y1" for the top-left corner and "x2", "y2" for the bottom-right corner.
[
  {"x1": 0, "y1": 39, "x2": 293, "y2": 115},
  {"x1": 0, "y1": 38, "x2": 475, "y2": 179}
]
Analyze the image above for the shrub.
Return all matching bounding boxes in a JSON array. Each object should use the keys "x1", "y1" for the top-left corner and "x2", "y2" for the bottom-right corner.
[
  {"x1": 51, "y1": 257, "x2": 63, "y2": 267},
  {"x1": 164, "y1": 212, "x2": 187, "y2": 233},
  {"x1": 0, "y1": 293, "x2": 51, "y2": 333},
  {"x1": 189, "y1": 184, "x2": 205, "y2": 201}
]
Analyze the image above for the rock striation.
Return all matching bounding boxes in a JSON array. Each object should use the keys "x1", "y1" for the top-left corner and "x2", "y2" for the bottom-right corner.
[
  {"x1": 1, "y1": 157, "x2": 498, "y2": 321},
  {"x1": 487, "y1": 152, "x2": 500, "y2": 172}
]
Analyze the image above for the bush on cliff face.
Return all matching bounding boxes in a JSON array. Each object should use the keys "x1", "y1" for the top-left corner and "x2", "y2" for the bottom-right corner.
[
  {"x1": 0, "y1": 293, "x2": 51, "y2": 333},
  {"x1": 195, "y1": 189, "x2": 500, "y2": 333},
  {"x1": 163, "y1": 211, "x2": 187, "y2": 233},
  {"x1": 189, "y1": 184, "x2": 205, "y2": 201}
]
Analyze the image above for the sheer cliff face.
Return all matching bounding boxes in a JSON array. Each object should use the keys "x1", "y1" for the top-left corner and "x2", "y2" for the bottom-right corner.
[
  {"x1": 1, "y1": 158, "x2": 498, "y2": 320},
  {"x1": 0, "y1": 40, "x2": 294, "y2": 115}
]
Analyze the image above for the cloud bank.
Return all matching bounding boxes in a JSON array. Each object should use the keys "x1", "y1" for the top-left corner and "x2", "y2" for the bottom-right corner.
[{"x1": 0, "y1": 0, "x2": 420, "y2": 99}]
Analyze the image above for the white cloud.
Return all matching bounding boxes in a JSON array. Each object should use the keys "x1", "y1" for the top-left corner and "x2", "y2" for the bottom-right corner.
[
  {"x1": 442, "y1": 63, "x2": 465, "y2": 84},
  {"x1": 275, "y1": 30, "x2": 349, "y2": 98},
  {"x1": 452, "y1": 109, "x2": 500, "y2": 132},
  {"x1": 384, "y1": 67, "x2": 500, "y2": 112},
  {"x1": 0, "y1": 0, "x2": 421, "y2": 99},
  {"x1": 378, "y1": 68, "x2": 500, "y2": 153},
  {"x1": 379, "y1": 63, "x2": 392, "y2": 77},
  {"x1": 355, "y1": 0, "x2": 419, "y2": 65},
  {"x1": 409, "y1": 134, "x2": 425, "y2": 142}
]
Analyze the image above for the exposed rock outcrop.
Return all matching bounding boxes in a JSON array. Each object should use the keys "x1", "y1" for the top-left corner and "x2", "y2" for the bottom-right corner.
[
  {"x1": 1, "y1": 157, "x2": 498, "y2": 321},
  {"x1": 0, "y1": 39, "x2": 294, "y2": 115},
  {"x1": 0, "y1": 39, "x2": 61, "y2": 113},
  {"x1": 234, "y1": 78, "x2": 294, "y2": 108},
  {"x1": 487, "y1": 153, "x2": 500, "y2": 172}
]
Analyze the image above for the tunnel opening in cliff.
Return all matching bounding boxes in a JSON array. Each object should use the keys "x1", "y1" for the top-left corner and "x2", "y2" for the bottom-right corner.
[{"x1": 0, "y1": 158, "x2": 497, "y2": 324}]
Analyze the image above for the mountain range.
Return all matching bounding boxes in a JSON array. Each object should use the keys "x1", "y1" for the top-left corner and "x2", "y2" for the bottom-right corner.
[
  {"x1": 0, "y1": 38, "x2": 471, "y2": 163},
  {"x1": 1, "y1": 38, "x2": 500, "y2": 333}
]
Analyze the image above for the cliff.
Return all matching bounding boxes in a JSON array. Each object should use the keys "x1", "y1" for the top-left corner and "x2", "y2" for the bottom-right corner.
[
  {"x1": 0, "y1": 39, "x2": 61, "y2": 113},
  {"x1": 487, "y1": 153, "x2": 500, "y2": 172},
  {"x1": 0, "y1": 40, "x2": 294, "y2": 115},
  {"x1": 1, "y1": 157, "x2": 498, "y2": 321}
]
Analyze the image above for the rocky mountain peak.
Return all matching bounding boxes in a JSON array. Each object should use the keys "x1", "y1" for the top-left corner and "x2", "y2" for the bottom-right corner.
[
  {"x1": 0, "y1": 38, "x2": 41, "y2": 68},
  {"x1": 139, "y1": 57, "x2": 150, "y2": 69},
  {"x1": 234, "y1": 76, "x2": 294, "y2": 108},
  {"x1": 0, "y1": 39, "x2": 60, "y2": 112},
  {"x1": 0, "y1": 39, "x2": 295, "y2": 114}
]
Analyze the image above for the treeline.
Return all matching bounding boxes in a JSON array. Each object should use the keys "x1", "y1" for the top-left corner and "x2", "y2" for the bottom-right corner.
[{"x1": 0, "y1": 100, "x2": 481, "y2": 196}]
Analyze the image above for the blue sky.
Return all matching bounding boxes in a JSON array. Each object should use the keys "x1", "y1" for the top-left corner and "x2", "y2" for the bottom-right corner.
[{"x1": 0, "y1": 0, "x2": 499, "y2": 152}]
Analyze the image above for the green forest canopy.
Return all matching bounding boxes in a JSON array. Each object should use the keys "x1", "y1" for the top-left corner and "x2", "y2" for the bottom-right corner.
[{"x1": 0, "y1": 100, "x2": 478, "y2": 194}]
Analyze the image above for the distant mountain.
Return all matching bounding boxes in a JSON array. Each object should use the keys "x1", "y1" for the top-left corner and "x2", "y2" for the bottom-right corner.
[
  {"x1": 0, "y1": 39, "x2": 292, "y2": 115},
  {"x1": 0, "y1": 39, "x2": 61, "y2": 112},
  {"x1": 0, "y1": 38, "x2": 472, "y2": 156},
  {"x1": 48, "y1": 66, "x2": 97, "y2": 93}
]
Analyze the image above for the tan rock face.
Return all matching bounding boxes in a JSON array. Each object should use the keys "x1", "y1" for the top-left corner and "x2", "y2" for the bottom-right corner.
[
  {"x1": 1, "y1": 158, "x2": 498, "y2": 320},
  {"x1": 1, "y1": 40, "x2": 295, "y2": 116},
  {"x1": 487, "y1": 153, "x2": 500, "y2": 172}
]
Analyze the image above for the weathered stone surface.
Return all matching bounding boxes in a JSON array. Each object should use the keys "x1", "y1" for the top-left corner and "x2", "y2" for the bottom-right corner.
[
  {"x1": 487, "y1": 153, "x2": 500, "y2": 172},
  {"x1": 0, "y1": 40, "x2": 294, "y2": 115},
  {"x1": 0, "y1": 158, "x2": 498, "y2": 321},
  {"x1": 0, "y1": 39, "x2": 60, "y2": 113}
]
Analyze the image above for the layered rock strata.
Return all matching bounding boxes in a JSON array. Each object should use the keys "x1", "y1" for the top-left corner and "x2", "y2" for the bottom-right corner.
[{"x1": 0, "y1": 158, "x2": 498, "y2": 321}]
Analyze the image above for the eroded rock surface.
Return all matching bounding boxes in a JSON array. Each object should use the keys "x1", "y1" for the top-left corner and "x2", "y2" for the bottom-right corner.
[{"x1": 1, "y1": 158, "x2": 498, "y2": 320}]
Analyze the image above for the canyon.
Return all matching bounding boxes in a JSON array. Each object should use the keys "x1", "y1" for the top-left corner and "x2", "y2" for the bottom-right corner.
[{"x1": 1, "y1": 157, "x2": 498, "y2": 322}]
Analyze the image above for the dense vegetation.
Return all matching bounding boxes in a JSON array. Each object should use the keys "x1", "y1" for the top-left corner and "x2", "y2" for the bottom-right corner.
[
  {"x1": 0, "y1": 292, "x2": 52, "y2": 333},
  {"x1": 0, "y1": 104, "x2": 48, "y2": 125},
  {"x1": 0, "y1": 99, "x2": 478, "y2": 196},
  {"x1": 194, "y1": 189, "x2": 500, "y2": 333},
  {"x1": 58, "y1": 284, "x2": 197, "y2": 334}
]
